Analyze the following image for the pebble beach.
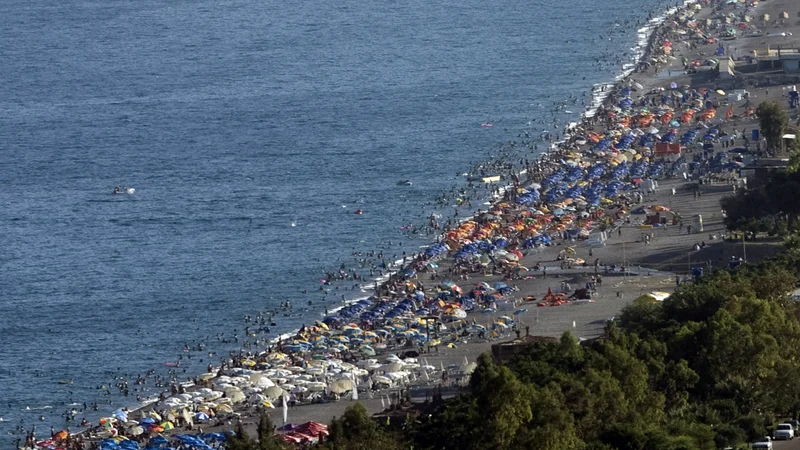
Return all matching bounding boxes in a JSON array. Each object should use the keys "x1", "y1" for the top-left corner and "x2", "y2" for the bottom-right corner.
[{"x1": 13, "y1": 0, "x2": 800, "y2": 448}]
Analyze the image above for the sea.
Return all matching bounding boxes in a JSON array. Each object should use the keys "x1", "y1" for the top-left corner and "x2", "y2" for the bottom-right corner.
[{"x1": 0, "y1": 0, "x2": 680, "y2": 443}]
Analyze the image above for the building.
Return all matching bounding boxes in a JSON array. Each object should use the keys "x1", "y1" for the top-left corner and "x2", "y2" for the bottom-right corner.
[
  {"x1": 753, "y1": 46, "x2": 800, "y2": 73},
  {"x1": 718, "y1": 57, "x2": 736, "y2": 79},
  {"x1": 780, "y1": 49, "x2": 800, "y2": 73},
  {"x1": 740, "y1": 158, "x2": 790, "y2": 185},
  {"x1": 491, "y1": 334, "x2": 557, "y2": 362},
  {"x1": 783, "y1": 134, "x2": 797, "y2": 152}
]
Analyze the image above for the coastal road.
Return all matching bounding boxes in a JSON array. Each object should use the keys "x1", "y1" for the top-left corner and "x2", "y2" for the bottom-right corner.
[{"x1": 772, "y1": 438, "x2": 800, "y2": 449}]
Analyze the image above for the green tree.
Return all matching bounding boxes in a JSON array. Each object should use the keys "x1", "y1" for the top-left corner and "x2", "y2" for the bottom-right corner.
[
  {"x1": 469, "y1": 353, "x2": 533, "y2": 450},
  {"x1": 757, "y1": 101, "x2": 789, "y2": 153},
  {"x1": 226, "y1": 422, "x2": 258, "y2": 450},
  {"x1": 720, "y1": 188, "x2": 774, "y2": 232},
  {"x1": 256, "y1": 413, "x2": 291, "y2": 450},
  {"x1": 322, "y1": 403, "x2": 403, "y2": 450},
  {"x1": 788, "y1": 134, "x2": 800, "y2": 172}
]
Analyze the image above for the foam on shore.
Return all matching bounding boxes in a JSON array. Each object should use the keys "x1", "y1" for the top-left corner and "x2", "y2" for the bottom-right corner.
[{"x1": 585, "y1": 0, "x2": 698, "y2": 119}]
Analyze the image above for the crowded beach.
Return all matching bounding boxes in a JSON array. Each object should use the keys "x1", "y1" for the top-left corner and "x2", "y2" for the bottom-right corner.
[{"x1": 19, "y1": 0, "x2": 800, "y2": 448}]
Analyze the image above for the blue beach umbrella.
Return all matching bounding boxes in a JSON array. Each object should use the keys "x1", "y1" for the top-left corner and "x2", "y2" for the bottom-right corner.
[{"x1": 150, "y1": 436, "x2": 168, "y2": 446}]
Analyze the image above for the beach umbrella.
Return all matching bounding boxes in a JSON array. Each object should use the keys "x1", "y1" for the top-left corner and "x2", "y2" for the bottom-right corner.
[
  {"x1": 372, "y1": 376, "x2": 392, "y2": 386},
  {"x1": 263, "y1": 386, "x2": 287, "y2": 400},
  {"x1": 386, "y1": 362, "x2": 405, "y2": 372},
  {"x1": 329, "y1": 378, "x2": 356, "y2": 394},
  {"x1": 462, "y1": 362, "x2": 478, "y2": 375},
  {"x1": 53, "y1": 430, "x2": 70, "y2": 441},
  {"x1": 150, "y1": 436, "x2": 168, "y2": 446},
  {"x1": 215, "y1": 404, "x2": 234, "y2": 414},
  {"x1": 129, "y1": 426, "x2": 144, "y2": 437},
  {"x1": 195, "y1": 412, "x2": 209, "y2": 421},
  {"x1": 139, "y1": 417, "x2": 156, "y2": 426},
  {"x1": 160, "y1": 422, "x2": 174, "y2": 431},
  {"x1": 223, "y1": 387, "x2": 246, "y2": 404}
]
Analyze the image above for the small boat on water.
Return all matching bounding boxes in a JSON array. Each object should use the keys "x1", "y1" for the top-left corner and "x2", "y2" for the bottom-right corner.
[
  {"x1": 113, "y1": 186, "x2": 135, "y2": 195},
  {"x1": 57, "y1": 379, "x2": 73, "y2": 385},
  {"x1": 466, "y1": 174, "x2": 502, "y2": 183},
  {"x1": 396, "y1": 180, "x2": 412, "y2": 186}
]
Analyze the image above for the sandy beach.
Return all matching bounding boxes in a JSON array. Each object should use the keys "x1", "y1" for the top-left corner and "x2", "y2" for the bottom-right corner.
[{"x1": 22, "y1": 0, "x2": 800, "y2": 448}]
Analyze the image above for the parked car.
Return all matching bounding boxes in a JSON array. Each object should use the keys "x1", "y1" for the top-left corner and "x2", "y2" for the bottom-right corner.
[
  {"x1": 784, "y1": 419, "x2": 800, "y2": 432},
  {"x1": 752, "y1": 436, "x2": 773, "y2": 449},
  {"x1": 775, "y1": 423, "x2": 795, "y2": 440}
]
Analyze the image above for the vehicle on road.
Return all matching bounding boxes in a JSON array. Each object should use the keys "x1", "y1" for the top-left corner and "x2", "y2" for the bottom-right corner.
[
  {"x1": 775, "y1": 423, "x2": 795, "y2": 440},
  {"x1": 752, "y1": 436, "x2": 773, "y2": 449}
]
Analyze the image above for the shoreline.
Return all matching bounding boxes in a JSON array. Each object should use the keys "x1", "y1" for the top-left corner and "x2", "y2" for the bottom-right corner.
[
  {"x1": 82, "y1": 0, "x2": 697, "y2": 437},
  {"x1": 19, "y1": 0, "x2": 800, "y2": 447}
]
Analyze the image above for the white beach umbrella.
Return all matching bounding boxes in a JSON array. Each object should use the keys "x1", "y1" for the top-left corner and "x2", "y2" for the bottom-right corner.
[
  {"x1": 223, "y1": 387, "x2": 246, "y2": 404},
  {"x1": 307, "y1": 382, "x2": 327, "y2": 392},
  {"x1": 248, "y1": 394, "x2": 267, "y2": 404},
  {"x1": 263, "y1": 386, "x2": 287, "y2": 400},
  {"x1": 329, "y1": 378, "x2": 356, "y2": 394},
  {"x1": 372, "y1": 376, "x2": 393, "y2": 387},
  {"x1": 256, "y1": 377, "x2": 275, "y2": 388},
  {"x1": 306, "y1": 367, "x2": 325, "y2": 376},
  {"x1": 385, "y1": 362, "x2": 405, "y2": 373}
]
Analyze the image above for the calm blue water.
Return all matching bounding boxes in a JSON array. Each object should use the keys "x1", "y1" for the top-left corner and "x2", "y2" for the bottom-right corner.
[{"x1": 0, "y1": 0, "x2": 676, "y2": 442}]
